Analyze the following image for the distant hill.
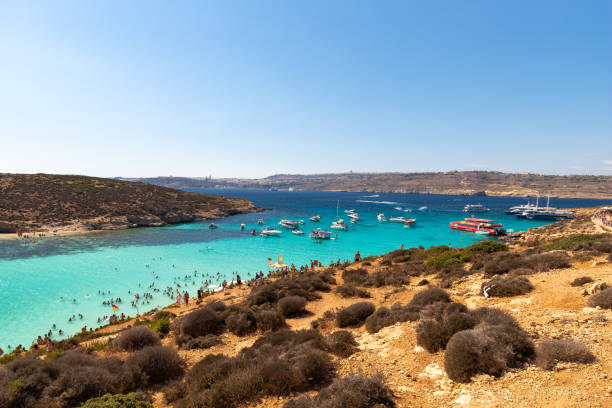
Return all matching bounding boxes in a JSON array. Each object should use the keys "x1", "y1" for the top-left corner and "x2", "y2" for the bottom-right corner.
[
  {"x1": 0, "y1": 174, "x2": 259, "y2": 234},
  {"x1": 123, "y1": 171, "x2": 612, "y2": 199}
]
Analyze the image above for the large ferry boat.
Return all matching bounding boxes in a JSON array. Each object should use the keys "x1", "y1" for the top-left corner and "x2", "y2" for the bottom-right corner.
[{"x1": 449, "y1": 218, "x2": 506, "y2": 236}]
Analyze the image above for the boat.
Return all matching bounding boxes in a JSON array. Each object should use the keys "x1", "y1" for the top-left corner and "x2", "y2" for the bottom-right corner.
[
  {"x1": 512, "y1": 194, "x2": 573, "y2": 220},
  {"x1": 347, "y1": 213, "x2": 360, "y2": 221},
  {"x1": 463, "y1": 204, "x2": 490, "y2": 212},
  {"x1": 394, "y1": 206, "x2": 402, "y2": 211},
  {"x1": 403, "y1": 218, "x2": 417, "y2": 226},
  {"x1": 418, "y1": 206, "x2": 428, "y2": 211},
  {"x1": 377, "y1": 213, "x2": 386, "y2": 221},
  {"x1": 292, "y1": 230, "x2": 305, "y2": 235},
  {"x1": 309, "y1": 215, "x2": 321, "y2": 222},
  {"x1": 309, "y1": 228, "x2": 332, "y2": 240},
  {"x1": 278, "y1": 219, "x2": 299, "y2": 229},
  {"x1": 208, "y1": 223, "x2": 219, "y2": 229},
  {"x1": 505, "y1": 202, "x2": 537, "y2": 215},
  {"x1": 260, "y1": 227, "x2": 281, "y2": 237},
  {"x1": 449, "y1": 218, "x2": 506, "y2": 236},
  {"x1": 332, "y1": 200, "x2": 348, "y2": 230},
  {"x1": 240, "y1": 223, "x2": 245, "y2": 230},
  {"x1": 344, "y1": 209, "x2": 356, "y2": 214},
  {"x1": 402, "y1": 208, "x2": 412, "y2": 212},
  {"x1": 257, "y1": 219, "x2": 264, "y2": 225},
  {"x1": 389, "y1": 216, "x2": 407, "y2": 223},
  {"x1": 298, "y1": 220, "x2": 305, "y2": 225}
]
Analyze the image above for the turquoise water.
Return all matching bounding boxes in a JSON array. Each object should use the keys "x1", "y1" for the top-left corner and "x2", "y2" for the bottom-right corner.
[{"x1": 0, "y1": 190, "x2": 609, "y2": 350}]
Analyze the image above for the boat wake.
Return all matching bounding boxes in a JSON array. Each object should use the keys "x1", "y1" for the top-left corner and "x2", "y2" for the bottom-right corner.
[{"x1": 356, "y1": 200, "x2": 399, "y2": 205}]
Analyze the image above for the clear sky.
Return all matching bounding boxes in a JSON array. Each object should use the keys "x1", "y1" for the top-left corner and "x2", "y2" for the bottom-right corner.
[{"x1": 1, "y1": 1, "x2": 611, "y2": 178}]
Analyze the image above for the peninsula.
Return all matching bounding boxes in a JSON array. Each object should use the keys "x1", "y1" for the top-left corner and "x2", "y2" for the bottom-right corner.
[
  {"x1": 0, "y1": 173, "x2": 260, "y2": 235},
  {"x1": 123, "y1": 171, "x2": 612, "y2": 199}
]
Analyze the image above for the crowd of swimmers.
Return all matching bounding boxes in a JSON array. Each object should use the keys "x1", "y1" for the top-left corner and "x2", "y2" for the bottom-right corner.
[{"x1": 1, "y1": 251, "x2": 365, "y2": 356}]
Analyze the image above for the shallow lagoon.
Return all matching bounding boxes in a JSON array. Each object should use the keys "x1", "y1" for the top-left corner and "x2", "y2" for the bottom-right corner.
[{"x1": 0, "y1": 189, "x2": 608, "y2": 350}]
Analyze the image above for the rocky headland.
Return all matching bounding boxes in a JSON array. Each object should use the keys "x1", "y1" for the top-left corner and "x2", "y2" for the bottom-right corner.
[{"x1": 0, "y1": 173, "x2": 261, "y2": 235}]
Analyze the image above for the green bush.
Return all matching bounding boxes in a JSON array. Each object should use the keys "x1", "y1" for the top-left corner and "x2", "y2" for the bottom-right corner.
[
  {"x1": 80, "y1": 393, "x2": 153, "y2": 408},
  {"x1": 425, "y1": 251, "x2": 467, "y2": 268},
  {"x1": 464, "y1": 240, "x2": 508, "y2": 254},
  {"x1": 150, "y1": 317, "x2": 170, "y2": 337}
]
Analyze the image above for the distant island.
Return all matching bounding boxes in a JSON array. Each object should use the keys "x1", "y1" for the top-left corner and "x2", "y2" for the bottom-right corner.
[
  {"x1": 122, "y1": 171, "x2": 612, "y2": 199},
  {"x1": 0, "y1": 173, "x2": 260, "y2": 235}
]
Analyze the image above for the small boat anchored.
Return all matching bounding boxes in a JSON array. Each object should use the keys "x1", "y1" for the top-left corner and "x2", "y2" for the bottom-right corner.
[
  {"x1": 332, "y1": 200, "x2": 349, "y2": 230},
  {"x1": 389, "y1": 216, "x2": 408, "y2": 223},
  {"x1": 309, "y1": 228, "x2": 332, "y2": 240},
  {"x1": 347, "y1": 213, "x2": 360, "y2": 221},
  {"x1": 278, "y1": 219, "x2": 299, "y2": 230},
  {"x1": 463, "y1": 204, "x2": 490, "y2": 212},
  {"x1": 257, "y1": 219, "x2": 264, "y2": 225},
  {"x1": 309, "y1": 215, "x2": 321, "y2": 222},
  {"x1": 260, "y1": 227, "x2": 282, "y2": 237},
  {"x1": 377, "y1": 213, "x2": 386, "y2": 221},
  {"x1": 403, "y1": 218, "x2": 417, "y2": 226},
  {"x1": 292, "y1": 230, "x2": 305, "y2": 235},
  {"x1": 208, "y1": 223, "x2": 219, "y2": 229}
]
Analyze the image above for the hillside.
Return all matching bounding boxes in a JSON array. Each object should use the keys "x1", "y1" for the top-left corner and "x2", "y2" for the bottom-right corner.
[
  {"x1": 1, "y1": 215, "x2": 610, "y2": 407},
  {"x1": 124, "y1": 171, "x2": 612, "y2": 199},
  {"x1": 0, "y1": 173, "x2": 260, "y2": 234}
]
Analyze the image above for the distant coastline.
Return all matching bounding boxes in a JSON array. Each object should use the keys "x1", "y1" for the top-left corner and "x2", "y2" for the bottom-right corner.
[{"x1": 120, "y1": 170, "x2": 612, "y2": 200}]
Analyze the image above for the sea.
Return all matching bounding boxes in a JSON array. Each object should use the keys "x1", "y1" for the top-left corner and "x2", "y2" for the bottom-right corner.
[{"x1": 0, "y1": 189, "x2": 609, "y2": 350}]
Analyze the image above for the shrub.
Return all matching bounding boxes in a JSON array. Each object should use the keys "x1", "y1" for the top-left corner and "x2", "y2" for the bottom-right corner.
[
  {"x1": 365, "y1": 304, "x2": 420, "y2": 334},
  {"x1": 247, "y1": 283, "x2": 281, "y2": 306},
  {"x1": 311, "y1": 310, "x2": 336, "y2": 330},
  {"x1": 44, "y1": 366, "x2": 117, "y2": 407},
  {"x1": 546, "y1": 234, "x2": 602, "y2": 251},
  {"x1": 481, "y1": 276, "x2": 533, "y2": 298},
  {"x1": 113, "y1": 326, "x2": 161, "y2": 351},
  {"x1": 325, "y1": 331, "x2": 358, "y2": 358},
  {"x1": 425, "y1": 251, "x2": 467, "y2": 268},
  {"x1": 416, "y1": 302, "x2": 474, "y2": 353},
  {"x1": 464, "y1": 240, "x2": 508, "y2": 254},
  {"x1": 417, "y1": 279, "x2": 429, "y2": 286},
  {"x1": 336, "y1": 284, "x2": 371, "y2": 298},
  {"x1": 535, "y1": 339, "x2": 595, "y2": 370},
  {"x1": 283, "y1": 372, "x2": 395, "y2": 408},
  {"x1": 570, "y1": 276, "x2": 593, "y2": 287},
  {"x1": 80, "y1": 393, "x2": 152, "y2": 408},
  {"x1": 149, "y1": 317, "x2": 170, "y2": 337},
  {"x1": 222, "y1": 306, "x2": 257, "y2": 336},
  {"x1": 125, "y1": 346, "x2": 184, "y2": 385},
  {"x1": 342, "y1": 268, "x2": 369, "y2": 285},
  {"x1": 444, "y1": 323, "x2": 533, "y2": 383},
  {"x1": 177, "y1": 334, "x2": 221, "y2": 350},
  {"x1": 336, "y1": 302, "x2": 376, "y2": 327},
  {"x1": 278, "y1": 296, "x2": 308, "y2": 317},
  {"x1": 180, "y1": 308, "x2": 225, "y2": 337},
  {"x1": 407, "y1": 287, "x2": 451, "y2": 307},
  {"x1": 254, "y1": 306, "x2": 286, "y2": 331},
  {"x1": 588, "y1": 287, "x2": 612, "y2": 309}
]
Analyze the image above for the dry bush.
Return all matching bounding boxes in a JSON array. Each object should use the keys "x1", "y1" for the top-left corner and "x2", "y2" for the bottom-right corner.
[
  {"x1": 125, "y1": 346, "x2": 184, "y2": 385},
  {"x1": 481, "y1": 276, "x2": 533, "y2": 298},
  {"x1": 278, "y1": 296, "x2": 308, "y2": 317},
  {"x1": 336, "y1": 284, "x2": 371, "y2": 298},
  {"x1": 180, "y1": 308, "x2": 225, "y2": 338},
  {"x1": 222, "y1": 306, "x2": 257, "y2": 336},
  {"x1": 283, "y1": 372, "x2": 395, "y2": 408},
  {"x1": 311, "y1": 310, "x2": 336, "y2": 330},
  {"x1": 588, "y1": 287, "x2": 612, "y2": 309},
  {"x1": 342, "y1": 268, "x2": 370, "y2": 285},
  {"x1": 176, "y1": 334, "x2": 221, "y2": 350},
  {"x1": 365, "y1": 304, "x2": 420, "y2": 334},
  {"x1": 176, "y1": 329, "x2": 336, "y2": 408},
  {"x1": 535, "y1": 339, "x2": 595, "y2": 370},
  {"x1": 325, "y1": 331, "x2": 358, "y2": 358},
  {"x1": 336, "y1": 302, "x2": 376, "y2": 327},
  {"x1": 570, "y1": 276, "x2": 593, "y2": 287},
  {"x1": 407, "y1": 287, "x2": 451, "y2": 307},
  {"x1": 444, "y1": 323, "x2": 533, "y2": 383},
  {"x1": 417, "y1": 279, "x2": 429, "y2": 286},
  {"x1": 113, "y1": 326, "x2": 160, "y2": 351},
  {"x1": 253, "y1": 305, "x2": 287, "y2": 331},
  {"x1": 416, "y1": 302, "x2": 473, "y2": 353}
]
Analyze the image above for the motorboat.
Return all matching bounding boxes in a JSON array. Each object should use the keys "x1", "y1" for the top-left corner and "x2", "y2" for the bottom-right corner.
[
  {"x1": 240, "y1": 223, "x2": 245, "y2": 230},
  {"x1": 347, "y1": 213, "x2": 360, "y2": 221},
  {"x1": 344, "y1": 209, "x2": 356, "y2": 214},
  {"x1": 208, "y1": 223, "x2": 219, "y2": 229},
  {"x1": 403, "y1": 218, "x2": 417, "y2": 226},
  {"x1": 377, "y1": 213, "x2": 386, "y2": 221},
  {"x1": 278, "y1": 219, "x2": 299, "y2": 229},
  {"x1": 331, "y1": 220, "x2": 348, "y2": 230},
  {"x1": 403, "y1": 208, "x2": 412, "y2": 212},
  {"x1": 463, "y1": 204, "x2": 490, "y2": 212},
  {"x1": 298, "y1": 220, "x2": 305, "y2": 225},
  {"x1": 309, "y1": 228, "x2": 332, "y2": 240},
  {"x1": 309, "y1": 215, "x2": 321, "y2": 222},
  {"x1": 260, "y1": 227, "x2": 282, "y2": 237},
  {"x1": 449, "y1": 218, "x2": 506, "y2": 236},
  {"x1": 257, "y1": 219, "x2": 264, "y2": 225},
  {"x1": 389, "y1": 216, "x2": 407, "y2": 223},
  {"x1": 394, "y1": 206, "x2": 402, "y2": 211},
  {"x1": 292, "y1": 230, "x2": 305, "y2": 235},
  {"x1": 418, "y1": 206, "x2": 428, "y2": 211}
]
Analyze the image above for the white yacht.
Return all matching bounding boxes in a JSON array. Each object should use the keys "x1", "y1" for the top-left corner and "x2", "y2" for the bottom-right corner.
[
  {"x1": 292, "y1": 230, "x2": 305, "y2": 235},
  {"x1": 389, "y1": 216, "x2": 407, "y2": 223},
  {"x1": 344, "y1": 209, "x2": 356, "y2": 214},
  {"x1": 309, "y1": 215, "x2": 321, "y2": 222},
  {"x1": 310, "y1": 228, "x2": 332, "y2": 240},
  {"x1": 377, "y1": 213, "x2": 386, "y2": 221},
  {"x1": 347, "y1": 213, "x2": 360, "y2": 221},
  {"x1": 278, "y1": 219, "x2": 299, "y2": 229},
  {"x1": 260, "y1": 227, "x2": 281, "y2": 237},
  {"x1": 331, "y1": 220, "x2": 348, "y2": 230},
  {"x1": 394, "y1": 206, "x2": 402, "y2": 211},
  {"x1": 463, "y1": 204, "x2": 490, "y2": 212},
  {"x1": 403, "y1": 218, "x2": 417, "y2": 226},
  {"x1": 418, "y1": 206, "x2": 428, "y2": 211}
]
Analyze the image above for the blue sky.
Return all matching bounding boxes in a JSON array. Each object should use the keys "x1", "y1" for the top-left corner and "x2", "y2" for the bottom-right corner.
[{"x1": 1, "y1": 0, "x2": 610, "y2": 178}]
